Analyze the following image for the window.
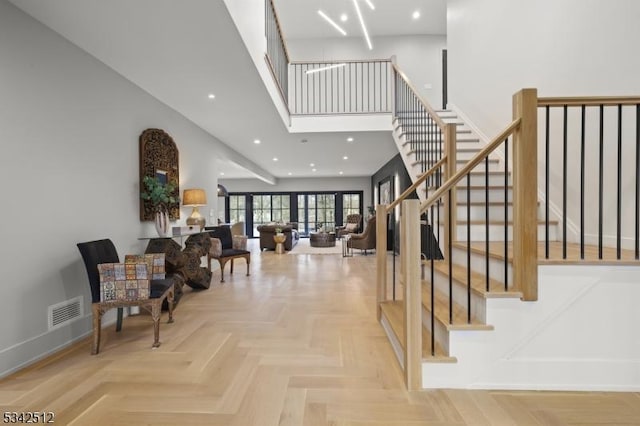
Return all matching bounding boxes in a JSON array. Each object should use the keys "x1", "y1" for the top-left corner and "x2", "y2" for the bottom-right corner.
[
  {"x1": 229, "y1": 195, "x2": 245, "y2": 224},
  {"x1": 343, "y1": 193, "x2": 361, "y2": 219},
  {"x1": 252, "y1": 194, "x2": 291, "y2": 236},
  {"x1": 297, "y1": 193, "x2": 335, "y2": 234}
]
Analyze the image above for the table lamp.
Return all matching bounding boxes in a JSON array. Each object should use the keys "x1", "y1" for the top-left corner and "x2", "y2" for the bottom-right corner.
[{"x1": 183, "y1": 188, "x2": 207, "y2": 230}]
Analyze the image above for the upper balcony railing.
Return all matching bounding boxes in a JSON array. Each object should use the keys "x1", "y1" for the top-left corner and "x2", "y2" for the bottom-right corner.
[
  {"x1": 265, "y1": 0, "x2": 290, "y2": 107},
  {"x1": 289, "y1": 60, "x2": 392, "y2": 115}
]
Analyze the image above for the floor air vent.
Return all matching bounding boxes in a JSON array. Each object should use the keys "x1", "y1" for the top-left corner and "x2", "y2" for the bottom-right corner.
[{"x1": 48, "y1": 296, "x2": 83, "y2": 330}]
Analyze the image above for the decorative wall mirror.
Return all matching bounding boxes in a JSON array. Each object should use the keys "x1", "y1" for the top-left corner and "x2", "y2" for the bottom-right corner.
[{"x1": 139, "y1": 128, "x2": 180, "y2": 221}]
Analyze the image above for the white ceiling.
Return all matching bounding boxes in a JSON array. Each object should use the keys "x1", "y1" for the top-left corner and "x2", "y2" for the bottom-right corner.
[
  {"x1": 275, "y1": 0, "x2": 446, "y2": 39},
  {"x1": 8, "y1": 0, "x2": 444, "y2": 181}
]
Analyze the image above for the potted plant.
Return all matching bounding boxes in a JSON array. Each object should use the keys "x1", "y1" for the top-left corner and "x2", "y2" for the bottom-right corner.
[{"x1": 141, "y1": 176, "x2": 177, "y2": 236}]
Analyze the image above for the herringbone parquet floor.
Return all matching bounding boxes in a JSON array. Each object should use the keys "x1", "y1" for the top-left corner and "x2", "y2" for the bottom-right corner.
[{"x1": 1, "y1": 240, "x2": 639, "y2": 425}]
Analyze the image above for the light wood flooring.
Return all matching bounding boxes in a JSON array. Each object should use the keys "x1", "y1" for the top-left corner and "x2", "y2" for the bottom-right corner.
[{"x1": 1, "y1": 240, "x2": 639, "y2": 425}]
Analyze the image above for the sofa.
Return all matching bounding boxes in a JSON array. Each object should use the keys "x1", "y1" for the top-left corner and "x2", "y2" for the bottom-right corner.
[{"x1": 257, "y1": 222, "x2": 299, "y2": 251}]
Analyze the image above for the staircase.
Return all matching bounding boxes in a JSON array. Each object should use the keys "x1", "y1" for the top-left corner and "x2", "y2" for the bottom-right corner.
[{"x1": 380, "y1": 86, "x2": 640, "y2": 391}]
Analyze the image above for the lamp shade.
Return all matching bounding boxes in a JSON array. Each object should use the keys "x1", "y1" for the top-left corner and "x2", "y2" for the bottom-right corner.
[{"x1": 183, "y1": 188, "x2": 207, "y2": 206}]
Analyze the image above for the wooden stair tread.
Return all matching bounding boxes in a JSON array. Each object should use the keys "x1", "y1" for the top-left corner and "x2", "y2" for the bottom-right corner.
[
  {"x1": 379, "y1": 301, "x2": 456, "y2": 362},
  {"x1": 420, "y1": 285, "x2": 493, "y2": 330},
  {"x1": 454, "y1": 241, "x2": 640, "y2": 265},
  {"x1": 454, "y1": 219, "x2": 558, "y2": 225},
  {"x1": 428, "y1": 260, "x2": 522, "y2": 297}
]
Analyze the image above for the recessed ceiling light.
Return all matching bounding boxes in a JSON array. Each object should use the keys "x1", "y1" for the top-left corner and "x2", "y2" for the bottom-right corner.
[
  {"x1": 339, "y1": 171, "x2": 344, "y2": 175},
  {"x1": 208, "y1": 93, "x2": 216, "y2": 99},
  {"x1": 220, "y1": 172, "x2": 225, "y2": 176},
  {"x1": 254, "y1": 139, "x2": 261, "y2": 144},
  {"x1": 340, "y1": 13, "x2": 348, "y2": 22},
  {"x1": 318, "y1": 10, "x2": 347, "y2": 36},
  {"x1": 288, "y1": 172, "x2": 292, "y2": 176},
  {"x1": 364, "y1": 0, "x2": 375, "y2": 10},
  {"x1": 343, "y1": 156, "x2": 349, "y2": 160},
  {"x1": 352, "y1": 0, "x2": 373, "y2": 50},
  {"x1": 312, "y1": 168, "x2": 317, "y2": 172},
  {"x1": 347, "y1": 137, "x2": 354, "y2": 142},
  {"x1": 310, "y1": 163, "x2": 315, "y2": 167},
  {"x1": 273, "y1": 157, "x2": 278, "y2": 161},
  {"x1": 412, "y1": 10, "x2": 421, "y2": 19}
]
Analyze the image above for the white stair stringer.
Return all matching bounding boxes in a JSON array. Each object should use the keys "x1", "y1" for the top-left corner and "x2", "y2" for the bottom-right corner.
[
  {"x1": 421, "y1": 264, "x2": 640, "y2": 391},
  {"x1": 392, "y1": 111, "x2": 488, "y2": 204}
]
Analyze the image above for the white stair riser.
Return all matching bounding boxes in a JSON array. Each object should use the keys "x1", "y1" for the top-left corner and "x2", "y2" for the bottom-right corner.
[
  {"x1": 421, "y1": 305, "x2": 451, "y2": 355},
  {"x1": 455, "y1": 161, "x2": 500, "y2": 173},
  {"x1": 427, "y1": 268, "x2": 488, "y2": 323},
  {"x1": 439, "y1": 204, "x2": 514, "y2": 221},
  {"x1": 450, "y1": 245, "x2": 512, "y2": 289},
  {"x1": 410, "y1": 150, "x2": 486, "y2": 162},
  {"x1": 454, "y1": 188, "x2": 512, "y2": 203},
  {"x1": 437, "y1": 223, "x2": 558, "y2": 241}
]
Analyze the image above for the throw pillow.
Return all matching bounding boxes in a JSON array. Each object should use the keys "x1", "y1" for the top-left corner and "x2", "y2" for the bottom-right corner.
[{"x1": 345, "y1": 223, "x2": 357, "y2": 231}]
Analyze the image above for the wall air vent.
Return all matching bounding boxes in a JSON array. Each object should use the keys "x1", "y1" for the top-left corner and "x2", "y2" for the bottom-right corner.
[{"x1": 48, "y1": 296, "x2": 83, "y2": 331}]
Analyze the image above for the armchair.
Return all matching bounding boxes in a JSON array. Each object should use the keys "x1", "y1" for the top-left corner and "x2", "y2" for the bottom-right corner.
[
  {"x1": 205, "y1": 225, "x2": 250, "y2": 282},
  {"x1": 336, "y1": 213, "x2": 362, "y2": 238},
  {"x1": 347, "y1": 215, "x2": 376, "y2": 254},
  {"x1": 76, "y1": 239, "x2": 175, "y2": 355}
]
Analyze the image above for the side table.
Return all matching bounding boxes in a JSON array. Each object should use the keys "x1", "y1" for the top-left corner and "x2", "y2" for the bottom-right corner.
[
  {"x1": 274, "y1": 233, "x2": 286, "y2": 254},
  {"x1": 342, "y1": 235, "x2": 353, "y2": 257}
]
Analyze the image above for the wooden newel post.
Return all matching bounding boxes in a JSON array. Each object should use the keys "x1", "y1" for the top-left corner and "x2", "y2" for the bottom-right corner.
[
  {"x1": 512, "y1": 88, "x2": 538, "y2": 301},
  {"x1": 402, "y1": 199, "x2": 422, "y2": 390},
  {"x1": 376, "y1": 204, "x2": 388, "y2": 320}
]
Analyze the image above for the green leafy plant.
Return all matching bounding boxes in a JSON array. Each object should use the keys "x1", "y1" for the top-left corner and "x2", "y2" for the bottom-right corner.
[
  {"x1": 140, "y1": 176, "x2": 177, "y2": 212},
  {"x1": 275, "y1": 226, "x2": 283, "y2": 234}
]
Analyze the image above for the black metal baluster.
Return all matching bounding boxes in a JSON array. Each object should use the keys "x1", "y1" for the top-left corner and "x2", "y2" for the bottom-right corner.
[
  {"x1": 636, "y1": 104, "x2": 640, "y2": 260},
  {"x1": 563, "y1": 105, "x2": 567, "y2": 259},
  {"x1": 467, "y1": 172, "x2": 471, "y2": 323},
  {"x1": 448, "y1": 191, "x2": 453, "y2": 325},
  {"x1": 545, "y1": 106, "x2": 550, "y2": 259},
  {"x1": 486, "y1": 156, "x2": 490, "y2": 292},
  {"x1": 617, "y1": 104, "x2": 623, "y2": 259},
  {"x1": 580, "y1": 105, "x2": 585, "y2": 259},
  {"x1": 599, "y1": 105, "x2": 604, "y2": 259},
  {"x1": 504, "y1": 138, "x2": 509, "y2": 291},
  {"x1": 430, "y1": 203, "x2": 436, "y2": 356}
]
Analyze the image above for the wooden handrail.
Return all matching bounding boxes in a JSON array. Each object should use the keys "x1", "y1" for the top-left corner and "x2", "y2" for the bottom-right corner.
[
  {"x1": 291, "y1": 58, "x2": 392, "y2": 65},
  {"x1": 420, "y1": 118, "x2": 522, "y2": 213},
  {"x1": 392, "y1": 64, "x2": 447, "y2": 130},
  {"x1": 386, "y1": 157, "x2": 447, "y2": 213},
  {"x1": 268, "y1": 0, "x2": 290, "y2": 63},
  {"x1": 538, "y1": 96, "x2": 640, "y2": 107}
]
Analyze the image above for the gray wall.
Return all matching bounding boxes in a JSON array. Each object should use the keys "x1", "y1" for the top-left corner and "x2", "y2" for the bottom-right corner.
[{"x1": 0, "y1": 0, "x2": 231, "y2": 376}]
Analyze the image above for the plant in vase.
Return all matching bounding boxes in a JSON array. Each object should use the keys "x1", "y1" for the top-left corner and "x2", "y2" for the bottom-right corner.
[{"x1": 141, "y1": 176, "x2": 177, "y2": 237}]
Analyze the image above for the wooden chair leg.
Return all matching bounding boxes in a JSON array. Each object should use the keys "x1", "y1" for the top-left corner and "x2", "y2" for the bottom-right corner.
[
  {"x1": 167, "y1": 286, "x2": 175, "y2": 324},
  {"x1": 151, "y1": 301, "x2": 161, "y2": 348},
  {"x1": 218, "y1": 259, "x2": 226, "y2": 282},
  {"x1": 245, "y1": 255, "x2": 250, "y2": 276},
  {"x1": 115, "y1": 307, "x2": 123, "y2": 332},
  {"x1": 230, "y1": 258, "x2": 235, "y2": 274},
  {"x1": 91, "y1": 304, "x2": 102, "y2": 355}
]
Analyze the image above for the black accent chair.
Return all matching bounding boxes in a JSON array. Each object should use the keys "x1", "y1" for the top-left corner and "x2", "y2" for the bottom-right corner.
[
  {"x1": 77, "y1": 239, "x2": 175, "y2": 354},
  {"x1": 205, "y1": 226, "x2": 250, "y2": 282}
]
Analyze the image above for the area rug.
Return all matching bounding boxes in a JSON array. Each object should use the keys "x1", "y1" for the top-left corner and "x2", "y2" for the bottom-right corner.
[{"x1": 287, "y1": 237, "x2": 343, "y2": 255}]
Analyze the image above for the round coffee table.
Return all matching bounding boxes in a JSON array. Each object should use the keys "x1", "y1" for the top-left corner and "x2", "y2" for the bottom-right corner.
[{"x1": 309, "y1": 232, "x2": 336, "y2": 247}]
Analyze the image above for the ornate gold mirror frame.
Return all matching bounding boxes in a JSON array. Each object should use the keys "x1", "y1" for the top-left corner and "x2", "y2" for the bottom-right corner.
[{"x1": 139, "y1": 128, "x2": 180, "y2": 221}]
